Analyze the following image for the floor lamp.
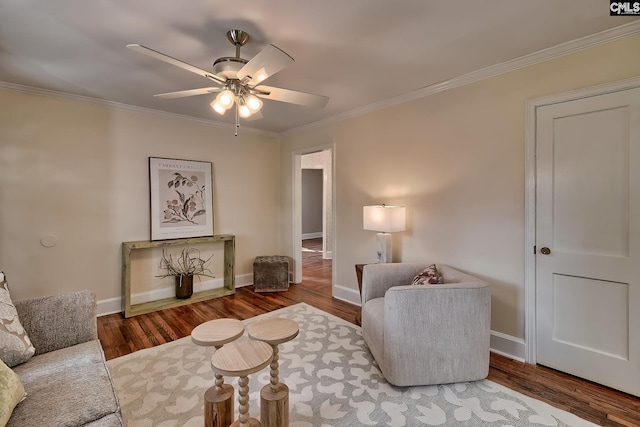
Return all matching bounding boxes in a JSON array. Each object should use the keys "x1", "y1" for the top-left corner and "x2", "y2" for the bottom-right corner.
[{"x1": 363, "y1": 205, "x2": 406, "y2": 263}]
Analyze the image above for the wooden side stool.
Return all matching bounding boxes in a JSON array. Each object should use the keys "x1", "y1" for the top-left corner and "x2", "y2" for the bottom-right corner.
[
  {"x1": 192, "y1": 318, "x2": 245, "y2": 427},
  {"x1": 211, "y1": 340, "x2": 273, "y2": 427},
  {"x1": 247, "y1": 318, "x2": 299, "y2": 427}
]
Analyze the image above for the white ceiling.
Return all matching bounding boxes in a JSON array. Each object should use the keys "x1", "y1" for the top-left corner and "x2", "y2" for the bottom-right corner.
[{"x1": 0, "y1": 1, "x2": 638, "y2": 133}]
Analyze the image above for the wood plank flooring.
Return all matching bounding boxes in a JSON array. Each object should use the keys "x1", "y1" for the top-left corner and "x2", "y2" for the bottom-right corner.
[{"x1": 97, "y1": 239, "x2": 639, "y2": 427}]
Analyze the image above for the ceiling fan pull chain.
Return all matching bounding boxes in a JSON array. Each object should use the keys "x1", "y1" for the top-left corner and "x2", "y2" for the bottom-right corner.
[{"x1": 235, "y1": 102, "x2": 239, "y2": 137}]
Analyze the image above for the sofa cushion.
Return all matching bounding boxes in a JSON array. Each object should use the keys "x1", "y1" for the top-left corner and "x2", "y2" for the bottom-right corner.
[
  {"x1": 0, "y1": 272, "x2": 35, "y2": 367},
  {"x1": 9, "y1": 340, "x2": 120, "y2": 427},
  {"x1": 411, "y1": 264, "x2": 444, "y2": 285},
  {"x1": 0, "y1": 358, "x2": 26, "y2": 426}
]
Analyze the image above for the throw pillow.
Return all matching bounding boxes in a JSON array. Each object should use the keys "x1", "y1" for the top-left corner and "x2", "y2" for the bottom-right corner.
[
  {"x1": 0, "y1": 357, "x2": 26, "y2": 426},
  {"x1": 0, "y1": 272, "x2": 35, "y2": 367},
  {"x1": 411, "y1": 264, "x2": 444, "y2": 285}
]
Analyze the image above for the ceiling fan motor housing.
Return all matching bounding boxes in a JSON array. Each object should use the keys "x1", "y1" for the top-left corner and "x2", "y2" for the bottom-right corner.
[{"x1": 212, "y1": 57, "x2": 248, "y2": 80}]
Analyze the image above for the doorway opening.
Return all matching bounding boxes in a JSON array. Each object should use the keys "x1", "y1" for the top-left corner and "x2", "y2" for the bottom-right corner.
[{"x1": 292, "y1": 146, "x2": 334, "y2": 292}]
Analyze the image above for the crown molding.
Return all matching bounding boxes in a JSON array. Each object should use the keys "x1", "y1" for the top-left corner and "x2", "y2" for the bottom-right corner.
[
  {"x1": 282, "y1": 20, "x2": 640, "y2": 136},
  {"x1": 0, "y1": 81, "x2": 279, "y2": 138}
]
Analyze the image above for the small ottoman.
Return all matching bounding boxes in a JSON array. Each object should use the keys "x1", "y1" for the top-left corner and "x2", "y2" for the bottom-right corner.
[{"x1": 253, "y1": 256, "x2": 290, "y2": 292}]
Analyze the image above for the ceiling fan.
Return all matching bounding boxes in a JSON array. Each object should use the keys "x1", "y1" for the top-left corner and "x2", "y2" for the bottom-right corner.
[{"x1": 128, "y1": 29, "x2": 329, "y2": 135}]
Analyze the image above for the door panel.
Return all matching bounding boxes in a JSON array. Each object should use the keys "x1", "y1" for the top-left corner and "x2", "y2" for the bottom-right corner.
[
  {"x1": 552, "y1": 107, "x2": 629, "y2": 257},
  {"x1": 536, "y1": 87, "x2": 640, "y2": 396},
  {"x1": 552, "y1": 274, "x2": 629, "y2": 360}
]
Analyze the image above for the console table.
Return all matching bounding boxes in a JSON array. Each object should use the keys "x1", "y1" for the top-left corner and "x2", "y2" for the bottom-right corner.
[{"x1": 121, "y1": 235, "x2": 235, "y2": 318}]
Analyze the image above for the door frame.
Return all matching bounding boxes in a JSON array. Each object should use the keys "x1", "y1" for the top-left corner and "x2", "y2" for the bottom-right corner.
[
  {"x1": 524, "y1": 75, "x2": 640, "y2": 364},
  {"x1": 292, "y1": 143, "x2": 335, "y2": 285}
]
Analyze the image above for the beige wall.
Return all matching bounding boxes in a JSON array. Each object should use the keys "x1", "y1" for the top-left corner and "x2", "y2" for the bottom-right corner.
[
  {"x1": 0, "y1": 90, "x2": 281, "y2": 304},
  {"x1": 280, "y1": 34, "x2": 640, "y2": 339}
]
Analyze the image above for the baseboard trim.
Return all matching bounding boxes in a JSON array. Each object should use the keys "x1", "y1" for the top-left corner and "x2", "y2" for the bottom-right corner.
[
  {"x1": 97, "y1": 273, "x2": 253, "y2": 316},
  {"x1": 332, "y1": 283, "x2": 361, "y2": 306},
  {"x1": 490, "y1": 331, "x2": 526, "y2": 362}
]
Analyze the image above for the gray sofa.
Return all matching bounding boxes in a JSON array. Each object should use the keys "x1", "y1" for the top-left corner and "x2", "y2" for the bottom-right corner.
[
  {"x1": 8, "y1": 291, "x2": 122, "y2": 426},
  {"x1": 361, "y1": 263, "x2": 491, "y2": 386}
]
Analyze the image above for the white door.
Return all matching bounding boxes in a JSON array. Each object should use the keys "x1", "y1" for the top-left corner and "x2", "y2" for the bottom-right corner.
[{"x1": 536, "y1": 87, "x2": 640, "y2": 396}]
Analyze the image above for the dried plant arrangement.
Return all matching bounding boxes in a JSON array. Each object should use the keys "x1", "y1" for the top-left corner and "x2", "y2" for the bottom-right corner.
[{"x1": 157, "y1": 247, "x2": 215, "y2": 280}]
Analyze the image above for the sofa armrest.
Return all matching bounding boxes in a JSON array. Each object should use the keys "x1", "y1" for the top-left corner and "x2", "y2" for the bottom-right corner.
[
  {"x1": 14, "y1": 290, "x2": 98, "y2": 355},
  {"x1": 361, "y1": 263, "x2": 427, "y2": 304}
]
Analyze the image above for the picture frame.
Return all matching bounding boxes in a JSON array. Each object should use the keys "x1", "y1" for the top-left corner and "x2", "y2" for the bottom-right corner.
[{"x1": 149, "y1": 157, "x2": 214, "y2": 241}]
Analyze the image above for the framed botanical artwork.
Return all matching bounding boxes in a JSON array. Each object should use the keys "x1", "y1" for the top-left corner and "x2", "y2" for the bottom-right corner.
[{"x1": 149, "y1": 157, "x2": 214, "y2": 241}]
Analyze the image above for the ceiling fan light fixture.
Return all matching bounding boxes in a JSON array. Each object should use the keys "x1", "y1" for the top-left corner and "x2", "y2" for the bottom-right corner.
[
  {"x1": 238, "y1": 100, "x2": 252, "y2": 118},
  {"x1": 127, "y1": 30, "x2": 328, "y2": 136},
  {"x1": 216, "y1": 89, "x2": 235, "y2": 109},
  {"x1": 211, "y1": 100, "x2": 226, "y2": 115},
  {"x1": 246, "y1": 94, "x2": 263, "y2": 112}
]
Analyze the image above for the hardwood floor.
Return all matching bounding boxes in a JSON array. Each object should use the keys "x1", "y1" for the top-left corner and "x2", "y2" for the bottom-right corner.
[{"x1": 97, "y1": 239, "x2": 639, "y2": 426}]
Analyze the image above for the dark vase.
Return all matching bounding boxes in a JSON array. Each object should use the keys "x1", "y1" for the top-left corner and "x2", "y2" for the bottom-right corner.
[{"x1": 175, "y1": 275, "x2": 194, "y2": 299}]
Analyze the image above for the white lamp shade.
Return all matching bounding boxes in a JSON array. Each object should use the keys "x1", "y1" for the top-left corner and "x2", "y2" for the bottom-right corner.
[{"x1": 363, "y1": 205, "x2": 406, "y2": 233}]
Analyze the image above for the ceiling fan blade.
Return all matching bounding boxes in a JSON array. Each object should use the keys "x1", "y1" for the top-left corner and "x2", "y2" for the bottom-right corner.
[
  {"x1": 127, "y1": 44, "x2": 226, "y2": 85},
  {"x1": 237, "y1": 45, "x2": 294, "y2": 84},
  {"x1": 244, "y1": 110, "x2": 264, "y2": 121},
  {"x1": 154, "y1": 87, "x2": 222, "y2": 99},
  {"x1": 254, "y1": 85, "x2": 329, "y2": 109}
]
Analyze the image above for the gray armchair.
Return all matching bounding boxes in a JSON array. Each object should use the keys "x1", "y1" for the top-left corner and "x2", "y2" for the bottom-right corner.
[{"x1": 361, "y1": 263, "x2": 491, "y2": 386}]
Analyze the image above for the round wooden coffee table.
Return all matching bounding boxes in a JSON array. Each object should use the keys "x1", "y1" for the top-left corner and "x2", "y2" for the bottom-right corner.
[
  {"x1": 192, "y1": 318, "x2": 245, "y2": 427},
  {"x1": 211, "y1": 340, "x2": 273, "y2": 427},
  {"x1": 247, "y1": 318, "x2": 299, "y2": 427}
]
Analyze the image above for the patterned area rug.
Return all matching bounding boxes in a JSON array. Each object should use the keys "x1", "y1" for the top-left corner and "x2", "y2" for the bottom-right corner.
[{"x1": 107, "y1": 303, "x2": 595, "y2": 426}]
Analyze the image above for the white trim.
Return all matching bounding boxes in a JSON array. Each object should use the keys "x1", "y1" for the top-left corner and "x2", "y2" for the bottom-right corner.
[
  {"x1": 302, "y1": 232, "x2": 323, "y2": 240},
  {"x1": 283, "y1": 21, "x2": 640, "y2": 136},
  {"x1": 524, "y1": 75, "x2": 640, "y2": 364},
  {"x1": 96, "y1": 273, "x2": 253, "y2": 316},
  {"x1": 292, "y1": 143, "x2": 335, "y2": 285},
  {"x1": 490, "y1": 331, "x2": 526, "y2": 362},
  {"x1": 524, "y1": 101, "x2": 537, "y2": 364},
  {"x1": 332, "y1": 283, "x2": 361, "y2": 306},
  {"x1": 292, "y1": 153, "x2": 303, "y2": 283},
  {"x1": 0, "y1": 81, "x2": 278, "y2": 138},
  {"x1": 96, "y1": 296, "x2": 122, "y2": 317}
]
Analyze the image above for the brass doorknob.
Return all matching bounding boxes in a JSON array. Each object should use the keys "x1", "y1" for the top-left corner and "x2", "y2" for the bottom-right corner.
[{"x1": 540, "y1": 247, "x2": 551, "y2": 255}]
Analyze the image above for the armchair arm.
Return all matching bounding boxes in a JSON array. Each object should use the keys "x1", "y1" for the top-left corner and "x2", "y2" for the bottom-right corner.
[
  {"x1": 361, "y1": 263, "x2": 427, "y2": 304},
  {"x1": 383, "y1": 281, "x2": 491, "y2": 384},
  {"x1": 14, "y1": 290, "x2": 98, "y2": 355}
]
